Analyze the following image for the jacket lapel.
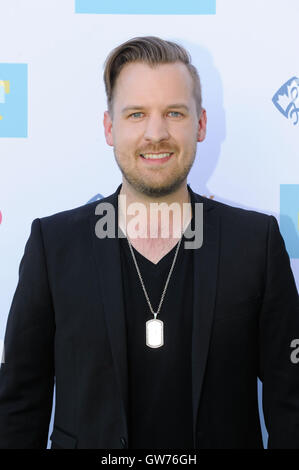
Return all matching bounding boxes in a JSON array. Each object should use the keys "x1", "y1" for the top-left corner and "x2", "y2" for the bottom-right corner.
[
  {"x1": 89, "y1": 184, "x2": 129, "y2": 439},
  {"x1": 190, "y1": 190, "x2": 220, "y2": 446}
]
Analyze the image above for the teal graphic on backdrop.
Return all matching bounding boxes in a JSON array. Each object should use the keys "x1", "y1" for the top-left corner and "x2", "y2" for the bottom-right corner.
[
  {"x1": 75, "y1": 0, "x2": 216, "y2": 15},
  {"x1": 0, "y1": 64, "x2": 27, "y2": 138},
  {"x1": 87, "y1": 193, "x2": 104, "y2": 204},
  {"x1": 272, "y1": 77, "x2": 299, "y2": 126},
  {"x1": 280, "y1": 184, "x2": 299, "y2": 259}
]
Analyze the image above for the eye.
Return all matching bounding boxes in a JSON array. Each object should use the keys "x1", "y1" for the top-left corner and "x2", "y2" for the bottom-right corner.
[
  {"x1": 168, "y1": 111, "x2": 183, "y2": 118},
  {"x1": 129, "y1": 112, "x2": 144, "y2": 119}
]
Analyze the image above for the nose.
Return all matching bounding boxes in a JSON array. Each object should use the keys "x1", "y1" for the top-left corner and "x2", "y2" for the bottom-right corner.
[{"x1": 143, "y1": 114, "x2": 170, "y2": 143}]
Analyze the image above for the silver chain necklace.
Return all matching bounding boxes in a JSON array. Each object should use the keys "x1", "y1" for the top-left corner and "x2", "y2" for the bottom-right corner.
[{"x1": 126, "y1": 231, "x2": 184, "y2": 348}]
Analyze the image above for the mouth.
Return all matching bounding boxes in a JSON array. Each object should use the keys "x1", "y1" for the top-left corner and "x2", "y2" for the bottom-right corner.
[{"x1": 139, "y1": 152, "x2": 174, "y2": 164}]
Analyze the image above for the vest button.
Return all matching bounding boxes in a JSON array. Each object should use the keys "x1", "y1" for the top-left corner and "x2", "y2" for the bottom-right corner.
[{"x1": 120, "y1": 437, "x2": 127, "y2": 448}]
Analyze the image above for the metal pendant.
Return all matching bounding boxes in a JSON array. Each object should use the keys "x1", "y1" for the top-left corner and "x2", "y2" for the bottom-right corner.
[{"x1": 146, "y1": 318, "x2": 164, "y2": 348}]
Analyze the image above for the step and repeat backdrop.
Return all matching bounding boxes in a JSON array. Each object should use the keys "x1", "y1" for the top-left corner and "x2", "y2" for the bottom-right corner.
[{"x1": 0, "y1": 0, "x2": 298, "y2": 449}]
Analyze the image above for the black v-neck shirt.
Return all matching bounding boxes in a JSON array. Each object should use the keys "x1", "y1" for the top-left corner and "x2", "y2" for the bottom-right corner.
[{"x1": 119, "y1": 191, "x2": 195, "y2": 449}]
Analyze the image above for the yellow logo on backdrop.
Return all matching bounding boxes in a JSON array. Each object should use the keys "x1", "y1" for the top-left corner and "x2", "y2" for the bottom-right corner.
[{"x1": 0, "y1": 80, "x2": 10, "y2": 120}]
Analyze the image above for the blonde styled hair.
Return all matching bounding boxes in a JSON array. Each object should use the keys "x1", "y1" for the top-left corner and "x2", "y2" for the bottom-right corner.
[{"x1": 103, "y1": 36, "x2": 202, "y2": 118}]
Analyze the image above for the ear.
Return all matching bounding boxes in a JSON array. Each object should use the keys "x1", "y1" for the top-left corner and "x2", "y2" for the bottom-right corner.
[
  {"x1": 103, "y1": 111, "x2": 114, "y2": 146},
  {"x1": 197, "y1": 108, "x2": 207, "y2": 142}
]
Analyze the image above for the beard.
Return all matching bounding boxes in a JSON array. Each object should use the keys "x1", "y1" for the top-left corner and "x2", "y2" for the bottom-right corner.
[{"x1": 113, "y1": 145, "x2": 197, "y2": 198}]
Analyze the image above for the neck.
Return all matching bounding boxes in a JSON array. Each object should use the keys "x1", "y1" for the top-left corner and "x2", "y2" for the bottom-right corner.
[{"x1": 118, "y1": 179, "x2": 192, "y2": 240}]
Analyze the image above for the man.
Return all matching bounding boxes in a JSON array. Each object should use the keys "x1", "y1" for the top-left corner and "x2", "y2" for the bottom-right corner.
[{"x1": 0, "y1": 36, "x2": 298, "y2": 449}]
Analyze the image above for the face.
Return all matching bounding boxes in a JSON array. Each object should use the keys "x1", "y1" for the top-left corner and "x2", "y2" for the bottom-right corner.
[{"x1": 103, "y1": 61, "x2": 207, "y2": 197}]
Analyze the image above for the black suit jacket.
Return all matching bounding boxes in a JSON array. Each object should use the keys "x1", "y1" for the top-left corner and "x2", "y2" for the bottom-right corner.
[{"x1": 0, "y1": 184, "x2": 298, "y2": 449}]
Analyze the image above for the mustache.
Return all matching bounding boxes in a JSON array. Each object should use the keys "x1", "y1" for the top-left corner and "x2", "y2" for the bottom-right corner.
[{"x1": 138, "y1": 148, "x2": 175, "y2": 154}]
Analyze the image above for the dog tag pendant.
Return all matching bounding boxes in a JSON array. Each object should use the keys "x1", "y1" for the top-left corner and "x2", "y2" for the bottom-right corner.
[{"x1": 146, "y1": 318, "x2": 164, "y2": 348}]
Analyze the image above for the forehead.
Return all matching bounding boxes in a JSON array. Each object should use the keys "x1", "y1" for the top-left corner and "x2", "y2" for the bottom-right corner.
[{"x1": 113, "y1": 61, "x2": 194, "y2": 107}]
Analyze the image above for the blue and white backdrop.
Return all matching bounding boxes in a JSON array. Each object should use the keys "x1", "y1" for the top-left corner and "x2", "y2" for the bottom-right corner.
[{"x1": 0, "y1": 0, "x2": 298, "y2": 448}]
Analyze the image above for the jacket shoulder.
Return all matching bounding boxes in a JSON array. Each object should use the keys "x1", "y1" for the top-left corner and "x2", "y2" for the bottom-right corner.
[
  {"x1": 201, "y1": 195, "x2": 273, "y2": 223},
  {"x1": 39, "y1": 200, "x2": 100, "y2": 226},
  {"x1": 196, "y1": 194, "x2": 275, "y2": 242},
  {"x1": 32, "y1": 194, "x2": 116, "y2": 245},
  {"x1": 37, "y1": 190, "x2": 116, "y2": 229}
]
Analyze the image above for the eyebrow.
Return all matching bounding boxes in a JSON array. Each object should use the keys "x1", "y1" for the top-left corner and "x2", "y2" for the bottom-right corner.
[{"x1": 121, "y1": 104, "x2": 190, "y2": 114}]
